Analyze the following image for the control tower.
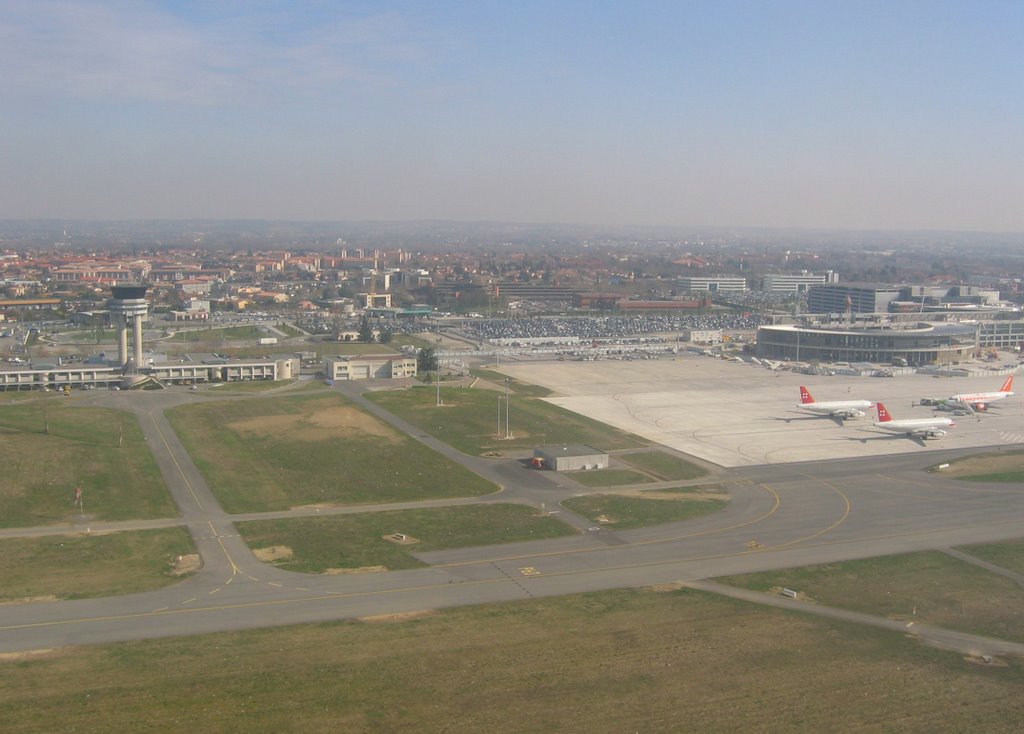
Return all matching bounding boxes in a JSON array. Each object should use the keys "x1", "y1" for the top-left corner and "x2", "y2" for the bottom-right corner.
[{"x1": 107, "y1": 284, "x2": 149, "y2": 370}]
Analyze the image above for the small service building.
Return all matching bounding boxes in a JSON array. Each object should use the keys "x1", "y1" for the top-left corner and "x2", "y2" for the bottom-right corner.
[{"x1": 533, "y1": 445, "x2": 609, "y2": 472}]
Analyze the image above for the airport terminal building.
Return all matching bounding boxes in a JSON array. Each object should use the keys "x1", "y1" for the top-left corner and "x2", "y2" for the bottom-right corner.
[
  {"x1": 0, "y1": 355, "x2": 291, "y2": 390},
  {"x1": 755, "y1": 322, "x2": 978, "y2": 366}
]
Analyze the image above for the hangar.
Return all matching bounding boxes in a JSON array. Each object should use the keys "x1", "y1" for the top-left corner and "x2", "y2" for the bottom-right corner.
[{"x1": 533, "y1": 445, "x2": 609, "y2": 471}]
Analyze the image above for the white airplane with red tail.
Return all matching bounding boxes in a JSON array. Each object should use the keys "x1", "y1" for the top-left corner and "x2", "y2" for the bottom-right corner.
[
  {"x1": 948, "y1": 375, "x2": 1014, "y2": 411},
  {"x1": 797, "y1": 386, "x2": 873, "y2": 420},
  {"x1": 874, "y1": 402, "x2": 954, "y2": 440}
]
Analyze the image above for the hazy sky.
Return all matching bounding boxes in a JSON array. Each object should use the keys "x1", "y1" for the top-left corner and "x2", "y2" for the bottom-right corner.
[{"x1": 2, "y1": 1, "x2": 1023, "y2": 231}]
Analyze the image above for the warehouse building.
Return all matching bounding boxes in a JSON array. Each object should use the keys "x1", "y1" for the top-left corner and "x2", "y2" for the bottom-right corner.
[
  {"x1": 323, "y1": 353, "x2": 417, "y2": 381},
  {"x1": 532, "y1": 445, "x2": 609, "y2": 472}
]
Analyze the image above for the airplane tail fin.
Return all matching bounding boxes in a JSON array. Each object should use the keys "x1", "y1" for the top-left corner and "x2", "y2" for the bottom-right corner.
[
  {"x1": 1000, "y1": 375, "x2": 1014, "y2": 393},
  {"x1": 876, "y1": 402, "x2": 893, "y2": 422},
  {"x1": 799, "y1": 386, "x2": 814, "y2": 404}
]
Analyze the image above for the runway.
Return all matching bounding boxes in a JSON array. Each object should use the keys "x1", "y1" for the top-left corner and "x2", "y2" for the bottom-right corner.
[{"x1": 2, "y1": 381, "x2": 1024, "y2": 655}]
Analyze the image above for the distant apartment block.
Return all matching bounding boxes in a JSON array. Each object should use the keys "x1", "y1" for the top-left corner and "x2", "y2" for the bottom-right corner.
[
  {"x1": 52, "y1": 262, "x2": 151, "y2": 283},
  {"x1": 762, "y1": 270, "x2": 838, "y2": 294},
  {"x1": 806, "y1": 283, "x2": 903, "y2": 314},
  {"x1": 676, "y1": 276, "x2": 747, "y2": 293}
]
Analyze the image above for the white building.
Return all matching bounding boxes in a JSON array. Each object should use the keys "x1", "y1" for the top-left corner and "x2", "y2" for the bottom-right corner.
[
  {"x1": 533, "y1": 445, "x2": 609, "y2": 472},
  {"x1": 324, "y1": 353, "x2": 417, "y2": 381},
  {"x1": 762, "y1": 270, "x2": 838, "y2": 294},
  {"x1": 681, "y1": 328, "x2": 722, "y2": 344},
  {"x1": 677, "y1": 276, "x2": 747, "y2": 293}
]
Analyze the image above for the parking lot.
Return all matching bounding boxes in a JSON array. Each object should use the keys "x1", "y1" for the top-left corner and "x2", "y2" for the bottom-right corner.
[{"x1": 496, "y1": 355, "x2": 1024, "y2": 467}]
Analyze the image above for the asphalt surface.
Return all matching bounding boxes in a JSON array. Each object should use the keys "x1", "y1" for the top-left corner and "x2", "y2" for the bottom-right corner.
[
  {"x1": 499, "y1": 356, "x2": 1024, "y2": 466},
  {"x1": 2, "y1": 383, "x2": 1024, "y2": 658}
]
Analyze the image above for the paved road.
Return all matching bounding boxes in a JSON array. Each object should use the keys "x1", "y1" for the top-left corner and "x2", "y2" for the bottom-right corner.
[{"x1": 3, "y1": 387, "x2": 1024, "y2": 657}]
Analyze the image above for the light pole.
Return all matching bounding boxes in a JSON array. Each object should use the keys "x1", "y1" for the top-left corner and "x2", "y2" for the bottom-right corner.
[
  {"x1": 435, "y1": 337, "x2": 442, "y2": 406},
  {"x1": 504, "y1": 377, "x2": 511, "y2": 438},
  {"x1": 496, "y1": 395, "x2": 502, "y2": 438}
]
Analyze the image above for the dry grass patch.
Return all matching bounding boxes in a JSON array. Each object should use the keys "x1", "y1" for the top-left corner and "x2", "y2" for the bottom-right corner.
[
  {"x1": 323, "y1": 566, "x2": 388, "y2": 575},
  {"x1": 251, "y1": 546, "x2": 293, "y2": 562},
  {"x1": 227, "y1": 403, "x2": 401, "y2": 443}
]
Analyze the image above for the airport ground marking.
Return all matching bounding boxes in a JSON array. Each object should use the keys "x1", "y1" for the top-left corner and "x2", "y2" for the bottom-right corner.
[
  {"x1": 868, "y1": 472, "x2": 1024, "y2": 499},
  {"x1": 433, "y1": 482, "x2": 782, "y2": 569},
  {"x1": 4, "y1": 512, "x2": 1024, "y2": 638},
  {"x1": 758, "y1": 474, "x2": 851, "y2": 551},
  {"x1": 207, "y1": 520, "x2": 242, "y2": 576},
  {"x1": 148, "y1": 409, "x2": 205, "y2": 512}
]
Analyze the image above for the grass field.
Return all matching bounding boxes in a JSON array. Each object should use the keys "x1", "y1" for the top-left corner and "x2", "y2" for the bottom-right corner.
[
  {"x1": 567, "y1": 468, "x2": 654, "y2": 487},
  {"x1": 961, "y1": 538, "x2": 1024, "y2": 574},
  {"x1": 0, "y1": 527, "x2": 196, "y2": 601},
  {"x1": 561, "y1": 493, "x2": 726, "y2": 530},
  {"x1": 717, "y1": 549, "x2": 1024, "y2": 644},
  {"x1": 61, "y1": 328, "x2": 116, "y2": 343},
  {"x1": 366, "y1": 385, "x2": 646, "y2": 455},
  {"x1": 275, "y1": 322, "x2": 304, "y2": 338},
  {"x1": 166, "y1": 392, "x2": 497, "y2": 513},
  {"x1": 236, "y1": 504, "x2": 576, "y2": 572},
  {"x1": 0, "y1": 403, "x2": 176, "y2": 527},
  {"x1": 2, "y1": 587, "x2": 1022, "y2": 733},
  {"x1": 470, "y1": 368, "x2": 554, "y2": 397},
  {"x1": 618, "y1": 450, "x2": 708, "y2": 480},
  {"x1": 933, "y1": 449, "x2": 1024, "y2": 482},
  {"x1": 315, "y1": 342, "x2": 413, "y2": 356},
  {"x1": 169, "y1": 325, "x2": 265, "y2": 342}
]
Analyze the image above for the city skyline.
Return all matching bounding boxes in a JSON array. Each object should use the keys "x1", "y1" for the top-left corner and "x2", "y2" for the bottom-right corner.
[{"x1": 3, "y1": 1, "x2": 1023, "y2": 233}]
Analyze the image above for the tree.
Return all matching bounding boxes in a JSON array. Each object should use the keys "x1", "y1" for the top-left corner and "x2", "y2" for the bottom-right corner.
[
  {"x1": 379, "y1": 328, "x2": 393, "y2": 344},
  {"x1": 358, "y1": 316, "x2": 374, "y2": 343},
  {"x1": 418, "y1": 346, "x2": 437, "y2": 373}
]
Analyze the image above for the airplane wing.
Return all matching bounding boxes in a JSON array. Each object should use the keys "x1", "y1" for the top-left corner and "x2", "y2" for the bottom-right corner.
[{"x1": 910, "y1": 427, "x2": 948, "y2": 439}]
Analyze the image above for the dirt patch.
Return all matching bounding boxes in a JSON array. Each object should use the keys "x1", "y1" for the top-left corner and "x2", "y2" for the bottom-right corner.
[
  {"x1": 770, "y1": 586, "x2": 816, "y2": 603},
  {"x1": 648, "y1": 582, "x2": 685, "y2": 593},
  {"x1": 168, "y1": 554, "x2": 202, "y2": 576},
  {"x1": 322, "y1": 566, "x2": 388, "y2": 575},
  {"x1": 252, "y1": 546, "x2": 293, "y2": 562},
  {"x1": 383, "y1": 533, "x2": 421, "y2": 545},
  {"x1": 964, "y1": 655, "x2": 1010, "y2": 667},
  {"x1": 0, "y1": 649, "x2": 58, "y2": 662},
  {"x1": 227, "y1": 404, "x2": 401, "y2": 443},
  {"x1": 0, "y1": 595, "x2": 59, "y2": 605},
  {"x1": 358, "y1": 610, "x2": 436, "y2": 623},
  {"x1": 595, "y1": 514, "x2": 615, "y2": 524},
  {"x1": 606, "y1": 487, "x2": 730, "y2": 502}
]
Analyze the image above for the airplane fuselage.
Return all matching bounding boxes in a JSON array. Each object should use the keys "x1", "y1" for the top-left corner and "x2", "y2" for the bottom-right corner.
[
  {"x1": 949, "y1": 391, "x2": 1011, "y2": 406},
  {"x1": 799, "y1": 400, "x2": 873, "y2": 418}
]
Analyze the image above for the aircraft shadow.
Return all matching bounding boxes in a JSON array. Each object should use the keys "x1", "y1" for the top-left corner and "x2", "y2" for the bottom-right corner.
[
  {"x1": 766, "y1": 413, "x2": 846, "y2": 427},
  {"x1": 834, "y1": 433, "x2": 928, "y2": 447}
]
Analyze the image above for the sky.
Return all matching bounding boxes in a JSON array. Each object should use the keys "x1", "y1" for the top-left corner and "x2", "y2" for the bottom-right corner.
[{"x1": 2, "y1": 0, "x2": 1023, "y2": 232}]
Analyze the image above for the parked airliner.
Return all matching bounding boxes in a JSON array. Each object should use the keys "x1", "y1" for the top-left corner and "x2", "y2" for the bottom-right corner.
[
  {"x1": 797, "y1": 386, "x2": 874, "y2": 420},
  {"x1": 874, "y1": 402, "x2": 955, "y2": 440},
  {"x1": 949, "y1": 375, "x2": 1014, "y2": 410}
]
